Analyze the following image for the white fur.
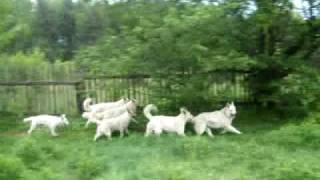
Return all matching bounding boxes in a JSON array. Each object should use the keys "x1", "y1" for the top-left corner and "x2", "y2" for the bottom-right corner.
[
  {"x1": 193, "y1": 102, "x2": 241, "y2": 137},
  {"x1": 83, "y1": 98, "x2": 127, "y2": 113},
  {"x1": 82, "y1": 100, "x2": 137, "y2": 128},
  {"x1": 23, "y1": 114, "x2": 69, "y2": 136},
  {"x1": 95, "y1": 100, "x2": 137, "y2": 119},
  {"x1": 82, "y1": 112, "x2": 99, "y2": 127},
  {"x1": 83, "y1": 98, "x2": 92, "y2": 112},
  {"x1": 93, "y1": 110, "x2": 134, "y2": 141},
  {"x1": 144, "y1": 104, "x2": 193, "y2": 137}
]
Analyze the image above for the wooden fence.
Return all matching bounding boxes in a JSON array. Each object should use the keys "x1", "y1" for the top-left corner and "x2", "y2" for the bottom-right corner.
[
  {"x1": 0, "y1": 81, "x2": 79, "y2": 115},
  {"x1": 0, "y1": 63, "x2": 80, "y2": 115},
  {"x1": 83, "y1": 73, "x2": 251, "y2": 107},
  {"x1": 83, "y1": 75, "x2": 152, "y2": 106},
  {"x1": 0, "y1": 63, "x2": 251, "y2": 115}
]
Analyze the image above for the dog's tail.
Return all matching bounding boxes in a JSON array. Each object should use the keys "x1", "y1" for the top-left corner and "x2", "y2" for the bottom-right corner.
[
  {"x1": 23, "y1": 117, "x2": 32, "y2": 123},
  {"x1": 143, "y1": 104, "x2": 158, "y2": 120},
  {"x1": 83, "y1": 98, "x2": 92, "y2": 112}
]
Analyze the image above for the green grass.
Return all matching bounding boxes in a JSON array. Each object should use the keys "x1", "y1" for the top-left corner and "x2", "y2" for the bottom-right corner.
[{"x1": 0, "y1": 110, "x2": 320, "y2": 180}]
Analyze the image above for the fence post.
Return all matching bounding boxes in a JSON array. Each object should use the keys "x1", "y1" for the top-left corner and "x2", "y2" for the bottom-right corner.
[{"x1": 75, "y1": 81, "x2": 85, "y2": 113}]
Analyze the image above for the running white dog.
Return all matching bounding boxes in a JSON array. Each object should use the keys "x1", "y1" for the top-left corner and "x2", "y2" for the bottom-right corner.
[
  {"x1": 83, "y1": 97, "x2": 127, "y2": 113},
  {"x1": 93, "y1": 108, "x2": 135, "y2": 141},
  {"x1": 23, "y1": 114, "x2": 69, "y2": 136},
  {"x1": 193, "y1": 102, "x2": 241, "y2": 137},
  {"x1": 144, "y1": 104, "x2": 194, "y2": 137},
  {"x1": 82, "y1": 100, "x2": 137, "y2": 128}
]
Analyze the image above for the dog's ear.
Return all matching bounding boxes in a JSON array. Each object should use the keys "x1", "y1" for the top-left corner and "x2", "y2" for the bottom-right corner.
[
  {"x1": 131, "y1": 98, "x2": 137, "y2": 104},
  {"x1": 226, "y1": 102, "x2": 230, "y2": 107},
  {"x1": 180, "y1": 107, "x2": 187, "y2": 114}
]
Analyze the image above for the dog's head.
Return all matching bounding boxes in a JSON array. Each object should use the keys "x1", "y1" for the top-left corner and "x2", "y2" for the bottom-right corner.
[
  {"x1": 180, "y1": 107, "x2": 194, "y2": 122},
  {"x1": 61, "y1": 114, "x2": 69, "y2": 125},
  {"x1": 225, "y1": 102, "x2": 236, "y2": 117},
  {"x1": 126, "y1": 100, "x2": 137, "y2": 116},
  {"x1": 121, "y1": 97, "x2": 130, "y2": 103},
  {"x1": 82, "y1": 112, "x2": 91, "y2": 119}
]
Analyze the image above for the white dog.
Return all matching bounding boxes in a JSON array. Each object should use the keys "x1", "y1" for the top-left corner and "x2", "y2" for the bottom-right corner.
[
  {"x1": 23, "y1": 114, "x2": 69, "y2": 136},
  {"x1": 82, "y1": 111, "x2": 97, "y2": 127},
  {"x1": 193, "y1": 102, "x2": 241, "y2": 137},
  {"x1": 93, "y1": 108, "x2": 135, "y2": 141},
  {"x1": 82, "y1": 100, "x2": 137, "y2": 128},
  {"x1": 83, "y1": 97, "x2": 127, "y2": 113},
  {"x1": 144, "y1": 104, "x2": 194, "y2": 137}
]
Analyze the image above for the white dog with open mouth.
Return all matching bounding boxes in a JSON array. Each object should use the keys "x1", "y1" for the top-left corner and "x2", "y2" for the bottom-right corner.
[
  {"x1": 23, "y1": 114, "x2": 69, "y2": 136},
  {"x1": 193, "y1": 102, "x2": 241, "y2": 137},
  {"x1": 144, "y1": 104, "x2": 194, "y2": 137}
]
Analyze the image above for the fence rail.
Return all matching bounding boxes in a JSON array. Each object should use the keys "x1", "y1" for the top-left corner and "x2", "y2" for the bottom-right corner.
[{"x1": 0, "y1": 81, "x2": 80, "y2": 86}]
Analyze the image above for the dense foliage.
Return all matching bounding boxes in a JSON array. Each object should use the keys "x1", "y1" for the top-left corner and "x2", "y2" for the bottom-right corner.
[{"x1": 0, "y1": 0, "x2": 319, "y2": 115}]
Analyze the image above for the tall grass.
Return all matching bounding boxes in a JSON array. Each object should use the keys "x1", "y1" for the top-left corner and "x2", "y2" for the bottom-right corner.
[{"x1": 0, "y1": 110, "x2": 319, "y2": 180}]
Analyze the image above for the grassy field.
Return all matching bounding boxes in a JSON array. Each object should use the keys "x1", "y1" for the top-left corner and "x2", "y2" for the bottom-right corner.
[{"x1": 0, "y1": 109, "x2": 320, "y2": 180}]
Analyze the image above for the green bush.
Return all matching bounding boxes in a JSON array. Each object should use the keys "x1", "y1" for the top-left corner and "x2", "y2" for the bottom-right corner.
[
  {"x1": 22, "y1": 167, "x2": 60, "y2": 180},
  {"x1": 71, "y1": 157, "x2": 105, "y2": 180},
  {"x1": 41, "y1": 143, "x2": 65, "y2": 160},
  {"x1": 272, "y1": 68, "x2": 320, "y2": 117},
  {"x1": 15, "y1": 139, "x2": 44, "y2": 168},
  {"x1": 0, "y1": 155, "x2": 24, "y2": 180},
  {"x1": 38, "y1": 168, "x2": 59, "y2": 180}
]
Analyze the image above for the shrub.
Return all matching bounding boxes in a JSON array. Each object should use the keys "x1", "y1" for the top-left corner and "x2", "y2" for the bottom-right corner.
[
  {"x1": 38, "y1": 168, "x2": 60, "y2": 180},
  {"x1": 259, "y1": 65, "x2": 320, "y2": 118},
  {"x1": 15, "y1": 139, "x2": 44, "y2": 168},
  {"x1": 72, "y1": 157, "x2": 105, "y2": 180},
  {"x1": 41, "y1": 143, "x2": 64, "y2": 160},
  {"x1": 21, "y1": 167, "x2": 60, "y2": 180},
  {"x1": 0, "y1": 155, "x2": 24, "y2": 180}
]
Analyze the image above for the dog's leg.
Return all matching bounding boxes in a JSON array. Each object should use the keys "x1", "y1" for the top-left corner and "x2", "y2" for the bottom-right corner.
[
  {"x1": 145, "y1": 124, "x2": 152, "y2": 137},
  {"x1": 194, "y1": 121, "x2": 206, "y2": 136},
  {"x1": 154, "y1": 128, "x2": 162, "y2": 137},
  {"x1": 119, "y1": 129, "x2": 124, "y2": 138},
  {"x1": 50, "y1": 126, "x2": 58, "y2": 136},
  {"x1": 205, "y1": 128, "x2": 214, "y2": 138},
  {"x1": 177, "y1": 132, "x2": 186, "y2": 137},
  {"x1": 105, "y1": 131, "x2": 112, "y2": 140},
  {"x1": 85, "y1": 120, "x2": 91, "y2": 128},
  {"x1": 93, "y1": 131, "x2": 102, "y2": 141},
  {"x1": 177, "y1": 127, "x2": 186, "y2": 137},
  {"x1": 220, "y1": 129, "x2": 227, "y2": 134},
  {"x1": 226, "y1": 125, "x2": 242, "y2": 134},
  {"x1": 145, "y1": 128, "x2": 151, "y2": 137},
  {"x1": 125, "y1": 127, "x2": 129, "y2": 135},
  {"x1": 27, "y1": 122, "x2": 36, "y2": 134}
]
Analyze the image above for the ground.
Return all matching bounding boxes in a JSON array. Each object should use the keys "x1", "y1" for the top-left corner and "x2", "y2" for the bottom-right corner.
[{"x1": 0, "y1": 109, "x2": 320, "y2": 180}]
